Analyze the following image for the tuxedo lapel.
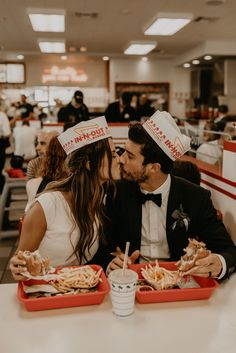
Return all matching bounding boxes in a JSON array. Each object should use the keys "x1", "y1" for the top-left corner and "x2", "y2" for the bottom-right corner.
[{"x1": 166, "y1": 175, "x2": 189, "y2": 260}]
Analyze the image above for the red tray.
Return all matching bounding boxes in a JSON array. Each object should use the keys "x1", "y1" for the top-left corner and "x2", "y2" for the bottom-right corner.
[
  {"x1": 129, "y1": 262, "x2": 219, "y2": 304},
  {"x1": 17, "y1": 265, "x2": 110, "y2": 311}
]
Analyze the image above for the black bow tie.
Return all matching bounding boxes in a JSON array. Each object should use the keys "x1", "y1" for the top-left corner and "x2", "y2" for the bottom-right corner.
[{"x1": 140, "y1": 193, "x2": 162, "y2": 207}]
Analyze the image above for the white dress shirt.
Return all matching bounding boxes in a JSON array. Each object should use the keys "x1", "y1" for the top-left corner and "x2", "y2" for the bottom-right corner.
[{"x1": 140, "y1": 174, "x2": 171, "y2": 262}]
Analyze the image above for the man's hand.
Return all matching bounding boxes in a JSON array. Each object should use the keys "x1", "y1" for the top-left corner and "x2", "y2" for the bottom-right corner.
[
  {"x1": 106, "y1": 247, "x2": 140, "y2": 275},
  {"x1": 182, "y1": 253, "x2": 222, "y2": 278}
]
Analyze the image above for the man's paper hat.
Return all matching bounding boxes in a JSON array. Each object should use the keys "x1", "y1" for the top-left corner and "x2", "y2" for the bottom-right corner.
[
  {"x1": 57, "y1": 116, "x2": 111, "y2": 155},
  {"x1": 143, "y1": 110, "x2": 191, "y2": 160}
]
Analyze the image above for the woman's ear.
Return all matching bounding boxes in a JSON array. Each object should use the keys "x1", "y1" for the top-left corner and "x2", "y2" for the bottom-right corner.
[{"x1": 85, "y1": 160, "x2": 90, "y2": 171}]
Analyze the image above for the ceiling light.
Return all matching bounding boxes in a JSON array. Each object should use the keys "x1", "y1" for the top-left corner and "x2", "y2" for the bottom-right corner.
[
  {"x1": 144, "y1": 13, "x2": 192, "y2": 36},
  {"x1": 28, "y1": 10, "x2": 65, "y2": 32},
  {"x1": 17, "y1": 54, "x2": 24, "y2": 60},
  {"x1": 124, "y1": 42, "x2": 157, "y2": 55},
  {"x1": 183, "y1": 63, "x2": 191, "y2": 68},
  {"x1": 38, "y1": 40, "x2": 65, "y2": 53},
  {"x1": 102, "y1": 56, "x2": 110, "y2": 61},
  {"x1": 204, "y1": 55, "x2": 213, "y2": 60},
  {"x1": 80, "y1": 46, "x2": 87, "y2": 52},
  {"x1": 192, "y1": 59, "x2": 200, "y2": 64},
  {"x1": 141, "y1": 57, "x2": 148, "y2": 62},
  {"x1": 61, "y1": 55, "x2": 67, "y2": 60}
]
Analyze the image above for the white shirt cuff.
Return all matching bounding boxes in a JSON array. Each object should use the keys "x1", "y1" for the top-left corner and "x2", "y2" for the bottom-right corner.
[{"x1": 215, "y1": 254, "x2": 227, "y2": 279}]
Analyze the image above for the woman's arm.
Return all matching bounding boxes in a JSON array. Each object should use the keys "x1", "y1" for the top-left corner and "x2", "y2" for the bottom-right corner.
[{"x1": 10, "y1": 201, "x2": 47, "y2": 280}]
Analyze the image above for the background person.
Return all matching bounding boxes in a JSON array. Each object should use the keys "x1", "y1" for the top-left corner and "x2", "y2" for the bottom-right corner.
[
  {"x1": 26, "y1": 136, "x2": 68, "y2": 209},
  {"x1": 105, "y1": 92, "x2": 138, "y2": 123},
  {"x1": 10, "y1": 117, "x2": 120, "y2": 281},
  {"x1": 57, "y1": 90, "x2": 89, "y2": 124},
  {"x1": 0, "y1": 109, "x2": 11, "y2": 192},
  {"x1": 105, "y1": 111, "x2": 236, "y2": 279},
  {"x1": 13, "y1": 120, "x2": 37, "y2": 161},
  {"x1": 26, "y1": 130, "x2": 59, "y2": 179}
]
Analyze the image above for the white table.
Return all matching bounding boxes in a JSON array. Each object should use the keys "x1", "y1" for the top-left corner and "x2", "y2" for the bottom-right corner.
[{"x1": 1, "y1": 275, "x2": 236, "y2": 353}]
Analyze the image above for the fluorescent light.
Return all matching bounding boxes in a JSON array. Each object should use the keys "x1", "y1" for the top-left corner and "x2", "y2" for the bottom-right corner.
[
  {"x1": 145, "y1": 13, "x2": 192, "y2": 36},
  {"x1": 183, "y1": 63, "x2": 191, "y2": 68},
  {"x1": 204, "y1": 55, "x2": 213, "y2": 60},
  {"x1": 38, "y1": 40, "x2": 65, "y2": 53},
  {"x1": 124, "y1": 42, "x2": 156, "y2": 55},
  {"x1": 102, "y1": 56, "x2": 110, "y2": 61},
  {"x1": 192, "y1": 59, "x2": 200, "y2": 65},
  {"x1": 28, "y1": 13, "x2": 65, "y2": 32}
]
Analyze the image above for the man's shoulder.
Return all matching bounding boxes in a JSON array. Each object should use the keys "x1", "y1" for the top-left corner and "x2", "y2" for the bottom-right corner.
[{"x1": 171, "y1": 175, "x2": 209, "y2": 196}]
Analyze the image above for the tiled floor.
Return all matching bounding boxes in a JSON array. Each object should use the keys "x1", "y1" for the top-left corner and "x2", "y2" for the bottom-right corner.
[{"x1": 0, "y1": 236, "x2": 18, "y2": 284}]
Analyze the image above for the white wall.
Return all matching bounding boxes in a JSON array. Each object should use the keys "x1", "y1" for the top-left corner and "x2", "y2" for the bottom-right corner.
[{"x1": 109, "y1": 58, "x2": 191, "y2": 118}]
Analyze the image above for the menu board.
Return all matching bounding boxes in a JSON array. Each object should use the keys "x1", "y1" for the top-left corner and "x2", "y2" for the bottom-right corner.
[{"x1": 0, "y1": 63, "x2": 25, "y2": 83}]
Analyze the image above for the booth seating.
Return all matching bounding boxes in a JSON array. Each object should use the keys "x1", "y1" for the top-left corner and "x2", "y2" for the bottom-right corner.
[{"x1": 0, "y1": 171, "x2": 27, "y2": 239}]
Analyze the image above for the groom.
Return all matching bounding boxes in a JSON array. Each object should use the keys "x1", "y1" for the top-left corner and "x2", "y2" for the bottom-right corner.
[{"x1": 105, "y1": 111, "x2": 236, "y2": 279}]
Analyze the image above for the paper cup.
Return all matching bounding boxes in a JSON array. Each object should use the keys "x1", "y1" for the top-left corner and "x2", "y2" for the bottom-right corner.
[{"x1": 108, "y1": 269, "x2": 138, "y2": 317}]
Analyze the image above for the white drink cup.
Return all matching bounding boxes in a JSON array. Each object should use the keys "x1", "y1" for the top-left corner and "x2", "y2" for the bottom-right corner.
[{"x1": 108, "y1": 269, "x2": 138, "y2": 317}]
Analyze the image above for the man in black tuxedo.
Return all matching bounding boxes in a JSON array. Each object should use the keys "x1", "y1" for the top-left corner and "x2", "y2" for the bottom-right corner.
[{"x1": 105, "y1": 111, "x2": 236, "y2": 280}]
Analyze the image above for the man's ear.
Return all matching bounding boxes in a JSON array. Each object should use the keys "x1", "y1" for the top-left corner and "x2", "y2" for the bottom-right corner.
[
  {"x1": 147, "y1": 162, "x2": 161, "y2": 174},
  {"x1": 86, "y1": 160, "x2": 90, "y2": 171}
]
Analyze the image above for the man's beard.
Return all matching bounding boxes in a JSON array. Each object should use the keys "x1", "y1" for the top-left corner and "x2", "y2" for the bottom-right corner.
[{"x1": 120, "y1": 165, "x2": 148, "y2": 183}]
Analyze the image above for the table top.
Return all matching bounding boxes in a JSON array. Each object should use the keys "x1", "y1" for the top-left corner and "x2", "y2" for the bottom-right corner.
[{"x1": 1, "y1": 275, "x2": 236, "y2": 353}]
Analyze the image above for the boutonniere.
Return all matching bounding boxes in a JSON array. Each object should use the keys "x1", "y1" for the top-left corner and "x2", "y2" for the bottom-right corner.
[{"x1": 171, "y1": 204, "x2": 190, "y2": 231}]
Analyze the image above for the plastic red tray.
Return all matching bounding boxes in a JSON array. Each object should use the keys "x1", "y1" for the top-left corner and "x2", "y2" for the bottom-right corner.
[
  {"x1": 129, "y1": 262, "x2": 219, "y2": 304},
  {"x1": 17, "y1": 265, "x2": 110, "y2": 311}
]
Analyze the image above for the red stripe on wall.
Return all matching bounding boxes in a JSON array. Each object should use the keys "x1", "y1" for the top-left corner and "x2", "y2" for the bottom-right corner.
[{"x1": 201, "y1": 179, "x2": 236, "y2": 200}]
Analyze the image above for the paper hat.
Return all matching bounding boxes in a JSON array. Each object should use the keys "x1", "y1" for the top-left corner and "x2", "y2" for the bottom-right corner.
[
  {"x1": 57, "y1": 116, "x2": 111, "y2": 155},
  {"x1": 143, "y1": 111, "x2": 191, "y2": 160}
]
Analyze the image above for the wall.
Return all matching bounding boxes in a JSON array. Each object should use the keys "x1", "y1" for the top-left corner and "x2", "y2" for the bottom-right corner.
[{"x1": 109, "y1": 58, "x2": 190, "y2": 118}]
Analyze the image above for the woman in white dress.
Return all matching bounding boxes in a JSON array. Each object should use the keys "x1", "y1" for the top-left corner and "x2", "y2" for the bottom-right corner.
[{"x1": 10, "y1": 117, "x2": 120, "y2": 280}]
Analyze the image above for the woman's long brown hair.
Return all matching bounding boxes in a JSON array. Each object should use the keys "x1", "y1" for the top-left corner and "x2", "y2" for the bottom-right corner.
[{"x1": 46, "y1": 138, "x2": 114, "y2": 264}]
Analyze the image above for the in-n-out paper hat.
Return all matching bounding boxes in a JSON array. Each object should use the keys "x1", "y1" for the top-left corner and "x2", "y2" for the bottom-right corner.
[
  {"x1": 57, "y1": 116, "x2": 111, "y2": 155},
  {"x1": 143, "y1": 111, "x2": 191, "y2": 160}
]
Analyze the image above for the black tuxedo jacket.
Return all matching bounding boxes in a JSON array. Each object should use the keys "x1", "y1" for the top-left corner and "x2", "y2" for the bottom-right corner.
[{"x1": 95, "y1": 176, "x2": 236, "y2": 278}]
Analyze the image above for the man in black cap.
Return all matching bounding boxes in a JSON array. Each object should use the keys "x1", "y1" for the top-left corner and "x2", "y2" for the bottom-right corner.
[{"x1": 57, "y1": 90, "x2": 90, "y2": 124}]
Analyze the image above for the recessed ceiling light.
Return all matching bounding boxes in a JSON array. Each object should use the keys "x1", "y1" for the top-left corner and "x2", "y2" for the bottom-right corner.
[
  {"x1": 204, "y1": 55, "x2": 213, "y2": 60},
  {"x1": 102, "y1": 56, "x2": 110, "y2": 61},
  {"x1": 28, "y1": 9, "x2": 65, "y2": 32},
  {"x1": 61, "y1": 55, "x2": 67, "y2": 60},
  {"x1": 141, "y1": 56, "x2": 148, "y2": 62},
  {"x1": 38, "y1": 40, "x2": 65, "y2": 53},
  {"x1": 80, "y1": 46, "x2": 87, "y2": 52},
  {"x1": 144, "y1": 13, "x2": 192, "y2": 36},
  {"x1": 17, "y1": 54, "x2": 24, "y2": 60},
  {"x1": 183, "y1": 63, "x2": 191, "y2": 68},
  {"x1": 124, "y1": 42, "x2": 157, "y2": 55},
  {"x1": 192, "y1": 59, "x2": 200, "y2": 64}
]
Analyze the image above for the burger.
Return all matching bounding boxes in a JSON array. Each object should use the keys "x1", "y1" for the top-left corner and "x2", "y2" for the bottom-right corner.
[
  {"x1": 18, "y1": 250, "x2": 50, "y2": 276},
  {"x1": 176, "y1": 238, "x2": 211, "y2": 272}
]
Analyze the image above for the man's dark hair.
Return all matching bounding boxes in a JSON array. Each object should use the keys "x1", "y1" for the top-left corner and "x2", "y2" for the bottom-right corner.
[
  {"x1": 128, "y1": 122, "x2": 174, "y2": 174},
  {"x1": 10, "y1": 155, "x2": 24, "y2": 169}
]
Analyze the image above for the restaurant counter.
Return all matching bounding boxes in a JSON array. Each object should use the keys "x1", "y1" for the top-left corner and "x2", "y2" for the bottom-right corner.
[{"x1": 1, "y1": 275, "x2": 236, "y2": 353}]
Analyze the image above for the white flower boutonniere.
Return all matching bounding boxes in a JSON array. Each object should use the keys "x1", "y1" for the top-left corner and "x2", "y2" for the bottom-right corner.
[{"x1": 171, "y1": 204, "x2": 190, "y2": 231}]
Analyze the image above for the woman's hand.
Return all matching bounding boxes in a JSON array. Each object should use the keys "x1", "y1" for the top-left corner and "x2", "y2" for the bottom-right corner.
[
  {"x1": 182, "y1": 253, "x2": 222, "y2": 278},
  {"x1": 106, "y1": 247, "x2": 140, "y2": 276},
  {"x1": 9, "y1": 252, "x2": 28, "y2": 281}
]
